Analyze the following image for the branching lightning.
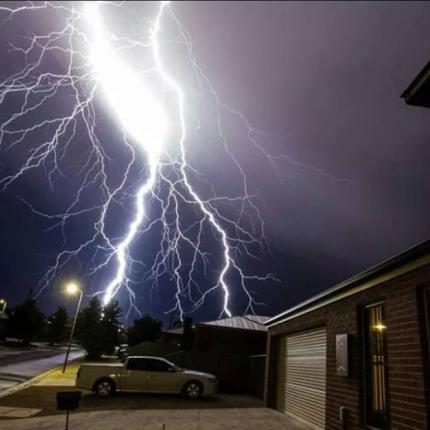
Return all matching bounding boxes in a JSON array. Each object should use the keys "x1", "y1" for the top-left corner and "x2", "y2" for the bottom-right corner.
[{"x1": 0, "y1": 1, "x2": 345, "y2": 320}]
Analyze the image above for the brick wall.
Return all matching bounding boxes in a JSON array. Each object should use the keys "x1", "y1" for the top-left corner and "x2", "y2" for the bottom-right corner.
[{"x1": 264, "y1": 264, "x2": 430, "y2": 430}]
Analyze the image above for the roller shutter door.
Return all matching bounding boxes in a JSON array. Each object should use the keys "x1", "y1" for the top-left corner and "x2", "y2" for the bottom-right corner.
[{"x1": 278, "y1": 328, "x2": 327, "y2": 430}]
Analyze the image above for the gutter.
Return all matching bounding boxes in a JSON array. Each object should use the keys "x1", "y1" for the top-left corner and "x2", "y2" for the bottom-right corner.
[{"x1": 266, "y1": 239, "x2": 430, "y2": 328}]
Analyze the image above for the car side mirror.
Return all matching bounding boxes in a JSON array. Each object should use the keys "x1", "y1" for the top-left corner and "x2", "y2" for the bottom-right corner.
[{"x1": 168, "y1": 367, "x2": 176, "y2": 372}]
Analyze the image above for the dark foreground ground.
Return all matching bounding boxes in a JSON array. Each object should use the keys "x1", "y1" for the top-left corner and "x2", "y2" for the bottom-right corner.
[{"x1": 0, "y1": 385, "x2": 263, "y2": 419}]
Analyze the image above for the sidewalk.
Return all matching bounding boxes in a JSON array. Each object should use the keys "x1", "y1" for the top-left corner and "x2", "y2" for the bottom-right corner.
[
  {"x1": 33, "y1": 363, "x2": 80, "y2": 387},
  {"x1": 0, "y1": 349, "x2": 83, "y2": 394},
  {"x1": 0, "y1": 408, "x2": 312, "y2": 430}
]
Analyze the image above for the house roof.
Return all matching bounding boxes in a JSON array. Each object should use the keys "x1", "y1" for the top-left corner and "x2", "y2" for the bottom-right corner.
[
  {"x1": 198, "y1": 315, "x2": 270, "y2": 332},
  {"x1": 266, "y1": 239, "x2": 430, "y2": 328},
  {"x1": 402, "y1": 60, "x2": 430, "y2": 108},
  {"x1": 162, "y1": 327, "x2": 184, "y2": 335}
]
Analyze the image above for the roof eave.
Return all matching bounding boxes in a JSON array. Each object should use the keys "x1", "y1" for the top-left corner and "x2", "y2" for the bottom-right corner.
[{"x1": 265, "y1": 239, "x2": 430, "y2": 327}]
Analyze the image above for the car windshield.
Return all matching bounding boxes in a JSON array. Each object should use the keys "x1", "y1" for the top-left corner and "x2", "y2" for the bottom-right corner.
[{"x1": 165, "y1": 359, "x2": 183, "y2": 371}]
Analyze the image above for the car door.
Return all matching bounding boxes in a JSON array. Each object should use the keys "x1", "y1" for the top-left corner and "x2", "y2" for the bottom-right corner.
[
  {"x1": 143, "y1": 358, "x2": 181, "y2": 393},
  {"x1": 121, "y1": 358, "x2": 148, "y2": 391}
]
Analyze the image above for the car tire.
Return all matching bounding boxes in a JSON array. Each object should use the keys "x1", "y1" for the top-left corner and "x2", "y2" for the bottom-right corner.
[
  {"x1": 95, "y1": 378, "x2": 115, "y2": 398},
  {"x1": 183, "y1": 381, "x2": 203, "y2": 399}
]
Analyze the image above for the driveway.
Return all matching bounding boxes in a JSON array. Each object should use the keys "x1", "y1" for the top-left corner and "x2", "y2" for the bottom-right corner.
[
  {"x1": 0, "y1": 362, "x2": 312, "y2": 429},
  {"x1": 0, "y1": 407, "x2": 311, "y2": 430},
  {"x1": 0, "y1": 385, "x2": 264, "y2": 417}
]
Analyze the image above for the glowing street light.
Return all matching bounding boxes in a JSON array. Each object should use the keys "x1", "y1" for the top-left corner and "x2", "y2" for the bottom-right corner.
[
  {"x1": 62, "y1": 281, "x2": 83, "y2": 373},
  {"x1": 65, "y1": 283, "x2": 79, "y2": 296},
  {"x1": 0, "y1": 299, "x2": 6, "y2": 313}
]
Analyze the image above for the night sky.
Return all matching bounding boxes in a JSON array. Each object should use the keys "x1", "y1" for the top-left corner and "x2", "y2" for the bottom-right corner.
[{"x1": 1, "y1": 1, "x2": 430, "y2": 325}]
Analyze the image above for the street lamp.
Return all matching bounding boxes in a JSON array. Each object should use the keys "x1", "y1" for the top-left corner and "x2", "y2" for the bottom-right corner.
[
  {"x1": 0, "y1": 299, "x2": 7, "y2": 313},
  {"x1": 62, "y1": 282, "x2": 83, "y2": 373}
]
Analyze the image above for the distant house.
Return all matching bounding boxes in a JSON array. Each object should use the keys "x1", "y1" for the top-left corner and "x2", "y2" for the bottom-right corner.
[
  {"x1": 162, "y1": 326, "x2": 188, "y2": 346},
  {"x1": 194, "y1": 315, "x2": 269, "y2": 355},
  {"x1": 162, "y1": 314, "x2": 269, "y2": 355},
  {"x1": 162, "y1": 317, "x2": 195, "y2": 350},
  {"x1": 161, "y1": 314, "x2": 270, "y2": 396}
]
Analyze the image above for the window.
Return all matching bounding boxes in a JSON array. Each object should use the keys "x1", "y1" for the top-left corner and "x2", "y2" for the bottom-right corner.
[
  {"x1": 126, "y1": 358, "x2": 147, "y2": 371},
  {"x1": 127, "y1": 358, "x2": 175, "y2": 372},
  {"x1": 363, "y1": 303, "x2": 389, "y2": 429},
  {"x1": 145, "y1": 359, "x2": 171, "y2": 372}
]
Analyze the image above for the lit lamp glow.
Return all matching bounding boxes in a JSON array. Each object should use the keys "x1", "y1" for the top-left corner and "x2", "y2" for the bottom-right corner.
[
  {"x1": 373, "y1": 323, "x2": 387, "y2": 331},
  {"x1": 65, "y1": 282, "x2": 79, "y2": 295}
]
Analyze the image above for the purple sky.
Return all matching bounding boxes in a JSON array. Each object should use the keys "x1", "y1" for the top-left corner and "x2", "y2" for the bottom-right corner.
[
  {"x1": 178, "y1": 1, "x2": 430, "y2": 288},
  {"x1": 0, "y1": 2, "x2": 429, "y2": 323}
]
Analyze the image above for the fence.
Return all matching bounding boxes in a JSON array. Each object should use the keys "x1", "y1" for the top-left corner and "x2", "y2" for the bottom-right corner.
[{"x1": 166, "y1": 350, "x2": 266, "y2": 397}]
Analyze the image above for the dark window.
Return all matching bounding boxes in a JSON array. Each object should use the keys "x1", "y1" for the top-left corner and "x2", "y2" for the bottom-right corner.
[
  {"x1": 126, "y1": 358, "x2": 147, "y2": 371},
  {"x1": 363, "y1": 303, "x2": 389, "y2": 429},
  {"x1": 145, "y1": 359, "x2": 171, "y2": 372}
]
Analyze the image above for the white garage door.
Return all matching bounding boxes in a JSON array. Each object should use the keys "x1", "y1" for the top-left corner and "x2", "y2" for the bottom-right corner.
[{"x1": 278, "y1": 328, "x2": 327, "y2": 430}]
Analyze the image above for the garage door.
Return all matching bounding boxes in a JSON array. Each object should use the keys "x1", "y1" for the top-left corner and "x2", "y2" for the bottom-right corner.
[{"x1": 278, "y1": 328, "x2": 327, "y2": 430}]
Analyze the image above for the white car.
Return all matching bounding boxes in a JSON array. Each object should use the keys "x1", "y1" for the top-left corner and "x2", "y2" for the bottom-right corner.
[{"x1": 76, "y1": 356, "x2": 218, "y2": 399}]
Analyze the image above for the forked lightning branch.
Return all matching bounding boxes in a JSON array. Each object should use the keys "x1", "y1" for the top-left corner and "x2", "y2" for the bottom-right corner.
[{"x1": 0, "y1": 1, "x2": 275, "y2": 319}]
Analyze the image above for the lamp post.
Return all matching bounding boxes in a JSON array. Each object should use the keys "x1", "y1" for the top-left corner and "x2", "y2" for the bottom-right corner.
[
  {"x1": 62, "y1": 282, "x2": 83, "y2": 373},
  {"x1": 0, "y1": 299, "x2": 6, "y2": 313}
]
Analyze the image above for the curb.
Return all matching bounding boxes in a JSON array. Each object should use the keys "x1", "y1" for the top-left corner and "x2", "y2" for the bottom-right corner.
[{"x1": 0, "y1": 366, "x2": 60, "y2": 399}]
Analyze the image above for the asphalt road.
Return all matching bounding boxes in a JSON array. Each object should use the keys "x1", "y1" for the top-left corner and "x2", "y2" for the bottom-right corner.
[{"x1": 0, "y1": 345, "x2": 83, "y2": 393}]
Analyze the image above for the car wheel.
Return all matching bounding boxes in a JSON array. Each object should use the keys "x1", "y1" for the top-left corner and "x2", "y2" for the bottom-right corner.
[
  {"x1": 95, "y1": 379, "x2": 115, "y2": 397},
  {"x1": 184, "y1": 381, "x2": 202, "y2": 399}
]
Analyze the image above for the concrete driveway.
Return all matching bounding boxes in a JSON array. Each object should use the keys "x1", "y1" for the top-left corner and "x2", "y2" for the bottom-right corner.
[{"x1": 0, "y1": 408, "x2": 311, "y2": 430}]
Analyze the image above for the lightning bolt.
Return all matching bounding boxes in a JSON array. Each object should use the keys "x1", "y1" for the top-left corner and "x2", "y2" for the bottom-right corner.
[{"x1": 0, "y1": 1, "x2": 346, "y2": 320}]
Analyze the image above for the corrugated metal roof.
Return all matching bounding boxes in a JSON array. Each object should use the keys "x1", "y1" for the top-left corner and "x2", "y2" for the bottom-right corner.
[
  {"x1": 243, "y1": 315, "x2": 271, "y2": 325},
  {"x1": 199, "y1": 315, "x2": 269, "y2": 332}
]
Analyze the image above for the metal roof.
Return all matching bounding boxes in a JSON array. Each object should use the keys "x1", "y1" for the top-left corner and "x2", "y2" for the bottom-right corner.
[
  {"x1": 243, "y1": 315, "x2": 271, "y2": 325},
  {"x1": 266, "y1": 239, "x2": 430, "y2": 327},
  {"x1": 199, "y1": 315, "x2": 269, "y2": 332},
  {"x1": 162, "y1": 327, "x2": 184, "y2": 335}
]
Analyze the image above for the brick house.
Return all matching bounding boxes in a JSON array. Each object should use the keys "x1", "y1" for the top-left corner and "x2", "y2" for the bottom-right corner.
[{"x1": 264, "y1": 240, "x2": 430, "y2": 430}]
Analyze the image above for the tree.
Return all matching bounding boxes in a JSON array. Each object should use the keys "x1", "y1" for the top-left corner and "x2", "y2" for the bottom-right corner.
[
  {"x1": 99, "y1": 300, "x2": 122, "y2": 355},
  {"x1": 7, "y1": 299, "x2": 45, "y2": 345},
  {"x1": 47, "y1": 306, "x2": 69, "y2": 345},
  {"x1": 76, "y1": 297, "x2": 122, "y2": 359},
  {"x1": 127, "y1": 315, "x2": 162, "y2": 346}
]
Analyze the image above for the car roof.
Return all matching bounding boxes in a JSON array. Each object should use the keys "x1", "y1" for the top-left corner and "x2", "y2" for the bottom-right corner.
[{"x1": 127, "y1": 356, "x2": 168, "y2": 360}]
